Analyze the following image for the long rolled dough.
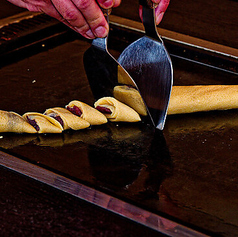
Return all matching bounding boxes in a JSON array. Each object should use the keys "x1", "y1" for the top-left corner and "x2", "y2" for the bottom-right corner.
[{"x1": 168, "y1": 85, "x2": 238, "y2": 115}]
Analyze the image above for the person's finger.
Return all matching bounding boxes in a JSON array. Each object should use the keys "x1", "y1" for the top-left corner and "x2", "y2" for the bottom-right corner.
[
  {"x1": 97, "y1": 0, "x2": 121, "y2": 9},
  {"x1": 156, "y1": 0, "x2": 170, "y2": 12},
  {"x1": 8, "y1": 0, "x2": 95, "y2": 38},
  {"x1": 71, "y1": 0, "x2": 109, "y2": 38},
  {"x1": 51, "y1": 0, "x2": 101, "y2": 38},
  {"x1": 97, "y1": 0, "x2": 113, "y2": 8},
  {"x1": 139, "y1": 0, "x2": 169, "y2": 25},
  {"x1": 112, "y1": 0, "x2": 121, "y2": 8},
  {"x1": 7, "y1": 0, "x2": 27, "y2": 9},
  {"x1": 151, "y1": 0, "x2": 160, "y2": 4},
  {"x1": 155, "y1": 0, "x2": 170, "y2": 25},
  {"x1": 39, "y1": 1, "x2": 94, "y2": 39}
]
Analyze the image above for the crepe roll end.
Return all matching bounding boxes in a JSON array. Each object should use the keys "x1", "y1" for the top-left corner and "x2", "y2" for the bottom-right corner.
[
  {"x1": 94, "y1": 97, "x2": 141, "y2": 122},
  {"x1": 113, "y1": 85, "x2": 147, "y2": 116},
  {"x1": 66, "y1": 100, "x2": 107, "y2": 125},
  {"x1": 23, "y1": 112, "x2": 63, "y2": 133},
  {"x1": 0, "y1": 110, "x2": 37, "y2": 134},
  {"x1": 44, "y1": 107, "x2": 90, "y2": 130}
]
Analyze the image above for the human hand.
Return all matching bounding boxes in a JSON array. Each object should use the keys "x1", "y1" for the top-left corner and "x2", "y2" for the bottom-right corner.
[
  {"x1": 7, "y1": 0, "x2": 121, "y2": 39},
  {"x1": 139, "y1": 0, "x2": 170, "y2": 25}
]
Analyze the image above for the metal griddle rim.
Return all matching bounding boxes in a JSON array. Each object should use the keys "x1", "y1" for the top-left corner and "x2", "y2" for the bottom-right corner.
[{"x1": 0, "y1": 150, "x2": 210, "y2": 237}]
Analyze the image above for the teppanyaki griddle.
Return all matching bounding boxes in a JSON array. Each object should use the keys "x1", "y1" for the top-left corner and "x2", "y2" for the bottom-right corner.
[{"x1": 0, "y1": 12, "x2": 238, "y2": 237}]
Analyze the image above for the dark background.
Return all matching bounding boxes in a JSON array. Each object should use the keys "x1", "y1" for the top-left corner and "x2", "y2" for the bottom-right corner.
[{"x1": 1, "y1": 0, "x2": 238, "y2": 48}]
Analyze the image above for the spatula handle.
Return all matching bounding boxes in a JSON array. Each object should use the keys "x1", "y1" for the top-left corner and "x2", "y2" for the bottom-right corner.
[
  {"x1": 139, "y1": 0, "x2": 162, "y2": 41},
  {"x1": 139, "y1": 0, "x2": 158, "y2": 8}
]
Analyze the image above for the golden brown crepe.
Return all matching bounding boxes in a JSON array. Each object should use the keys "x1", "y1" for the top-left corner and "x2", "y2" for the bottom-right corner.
[
  {"x1": 168, "y1": 85, "x2": 238, "y2": 115},
  {"x1": 23, "y1": 112, "x2": 63, "y2": 133},
  {"x1": 0, "y1": 110, "x2": 37, "y2": 133},
  {"x1": 65, "y1": 100, "x2": 107, "y2": 125},
  {"x1": 113, "y1": 85, "x2": 147, "y2": 116},
  {"x1": 117, "y1": 65, "x2": 135, "y2": 86},
  {"x1": 94, "y1": 97, "x2": 141, "y2": 122},
  {"x1": 44, "y1": 107, "x2": 90, "y2": 130}
]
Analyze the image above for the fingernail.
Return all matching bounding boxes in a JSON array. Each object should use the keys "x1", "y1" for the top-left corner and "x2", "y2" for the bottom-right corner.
[
  {"x1": 85, "y1": 29, "x2": 95, "y2": 39},
  {"x1": 98, "y1": 0, "x2": 113, "y2": 8},
  {"x1": 103, "y1": 0, "x2": 113, "y2": 8},
  {"x1": 94, "y1": 26, "x2": 108, "y2": 38}
]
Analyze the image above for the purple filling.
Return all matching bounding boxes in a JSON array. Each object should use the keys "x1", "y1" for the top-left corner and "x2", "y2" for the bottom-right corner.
[
  {"x1": 27, "y1": 117, "x2": 40, "y2": 131},
  {"x1": 96, "y1": 106, "x2": 112, "y2": 114},
  {"x1": 50, "y1": 115, "x2": 64, "y2": 127},
  {"x1": 67, "y1": 106, "x2": 82, "y2": 117}
]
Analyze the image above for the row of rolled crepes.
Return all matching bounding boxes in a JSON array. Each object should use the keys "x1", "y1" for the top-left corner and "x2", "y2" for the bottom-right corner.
[
  {"x1": 0, "y1": 96, "x2": 143, "y2": 134},
  {"x1": 2, "y1": 84, "x2": 238, "y2": 133}
]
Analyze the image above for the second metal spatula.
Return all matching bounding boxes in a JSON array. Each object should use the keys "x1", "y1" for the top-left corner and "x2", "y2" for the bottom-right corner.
[
  {"x1": 84, "y1": 9, "x2": 153, "y2": 124},
  {"x1": 118, "y1": 0, "x2": 173, "y2": 130}
]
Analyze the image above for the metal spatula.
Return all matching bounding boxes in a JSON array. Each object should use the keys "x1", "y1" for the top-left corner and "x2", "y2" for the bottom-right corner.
[
  {"x1": 118, "y1": 0, "x2": 173, "y2": 130},
  {"x1": 84, "y1": 9, "x2": 153, "y2": 123}
]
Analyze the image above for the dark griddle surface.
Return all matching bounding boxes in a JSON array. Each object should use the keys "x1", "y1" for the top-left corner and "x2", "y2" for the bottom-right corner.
[
  {"x1": 0, "y1": 18, "x2": 238, "y2": 237},
  {"x1": 0, "y1": 166, "x2": 168, "y2": 237}
]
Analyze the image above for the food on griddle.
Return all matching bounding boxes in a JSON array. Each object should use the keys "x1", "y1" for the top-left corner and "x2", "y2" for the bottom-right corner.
[
  {"x1": 117, "y1": 65, "x2": 135, "y2": 86},
  {"x1": 0, "y1": 110, "x2": 37, "y2": 133},
  {"x1": 66, "y1": 100, "x2": 107, "y2": 125},
  {"x1": 168, "y1": 85, "x2": 238, "y2": 115},
  {"x1": 113, "y1": 85, "x2": 147, "y2": 116},
  {"x1": 94, "y1": 97, "x2": 141, "y2": 122},
  {"x1": 23, "y1": 112, "x2": 63, "y2": 133},
  {"x1": 44, "y1": 107, "x2": 90, "y2": 130}
]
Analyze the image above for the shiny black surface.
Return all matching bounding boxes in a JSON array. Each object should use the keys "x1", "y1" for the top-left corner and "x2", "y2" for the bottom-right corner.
[
  {"x1": 84, "y1": 44, "x2": 118, "y2": 99},
  {"x1": 0, "y1": 166, "x2": 168, "y2": 237},
  {"x1": 0, "y1": 24, "x2": 238, "y2": 237}
]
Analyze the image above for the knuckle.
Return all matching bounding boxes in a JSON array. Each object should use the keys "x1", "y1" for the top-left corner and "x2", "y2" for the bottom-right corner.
[
  {"x1": 64, "y1": 10, "x2": 78, "y2": 22},
  {"x1": 89, "y1": 16, "x2": 101, "y2": 26},
  {"x1": 74, "y1": 24, "x2": 90, "y2": 34},
  {"x1": 77, "y1": 0, "x2": 92, "y2": 10}
]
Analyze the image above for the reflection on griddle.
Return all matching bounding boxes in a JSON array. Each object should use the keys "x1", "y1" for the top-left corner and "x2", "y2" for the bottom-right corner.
[
  {"x1": 63, "y1": 126, "x2": 109, "y2": 146},
  {"x1": 87, "y1": 127, "x2": 172, "y2": 199},
  {"x1": 166, "y1": 110, "x2": 238, "y2": 134},
  {"x1": 0, "y1": 123, "x2": 172, "y2": 201},
  {"x1": 36, "y1": 134, "x2": 65, "y2": 147},
  {"x1": 0, "y1": 133, "x2": 37, "y2": 149}
]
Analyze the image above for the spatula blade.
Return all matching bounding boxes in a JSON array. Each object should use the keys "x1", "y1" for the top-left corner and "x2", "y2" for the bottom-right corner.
[
  {"x1": 118, "y1": 36, "x2": 173, "y2": 130},
  {"x1": 83, "y1": 45, "x2": 118, "y2": 100},
  {"x1": 83, "y1": 42, "x2": 153, "y2": 124}
]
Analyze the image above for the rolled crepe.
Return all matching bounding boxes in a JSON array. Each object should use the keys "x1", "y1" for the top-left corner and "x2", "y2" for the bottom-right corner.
[
  {"x1": 65, "y1": 100, "x2": 107, "y2": 125},
  {"x1": 117, "y1": 65, "x2": 135, "y2": 86},
  {"x1": 113, "y1": 85, "x2": 147, "y2": 116},
  {"x1": 23, "y1": 112, "x2": 63, "y2": 133},
  {"x1": 94, "y1": 97, "x2": 141, "y2": 122},
  {"x1": 168, "y1": 85, "x2": 238, "y2": 115},
  {"x1": 44, "y1": 107, "x2": 90, "y2": 130},
  {"x1": 0, "y1": 110, "x2": 36, "y2": 133}
]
